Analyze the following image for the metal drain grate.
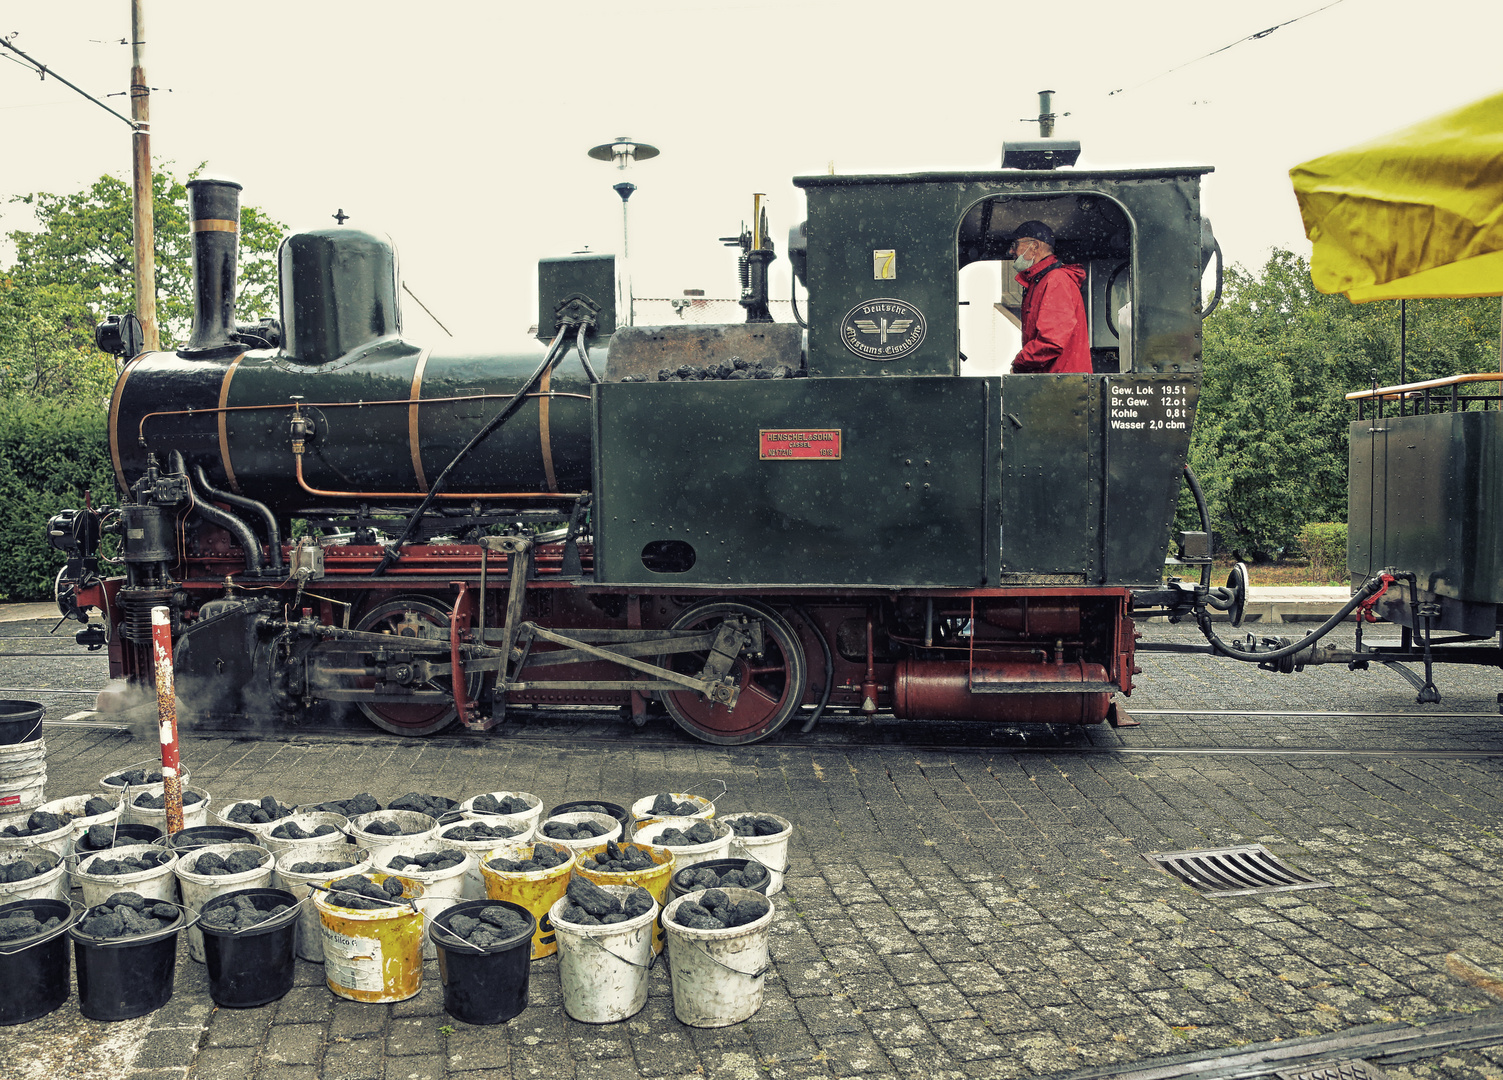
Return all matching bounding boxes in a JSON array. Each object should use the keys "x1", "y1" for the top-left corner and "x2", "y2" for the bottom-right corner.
[
  {"x1": 1143, "y1": 844, "x2": 1333, "y2": 897},
  {"x1": 1275, "y1": 1060, "x2": 1386, "y2": 1080}
]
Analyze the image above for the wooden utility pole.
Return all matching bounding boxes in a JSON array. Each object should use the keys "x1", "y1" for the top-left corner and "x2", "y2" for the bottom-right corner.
[{"x1": 130, "y1": 0, "x2": 159, "y2": 351}]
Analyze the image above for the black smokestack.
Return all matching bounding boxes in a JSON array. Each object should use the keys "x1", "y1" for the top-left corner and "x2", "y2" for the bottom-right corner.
[{"x1": 178, "y1": 178, "x2": 243, "y2": 357}]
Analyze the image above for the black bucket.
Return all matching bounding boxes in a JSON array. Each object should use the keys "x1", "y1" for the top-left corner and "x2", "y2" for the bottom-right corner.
[
  {"x1": 668, "y1": 858, "x2": 771, "y2": 904},
  {"x1": 0, "y1": 897, "x2": 76, "y2": 1025},
  {"x1": 549, "y1": 800, "x2": 632, "y2": 840},
  {"x1": 74, "y1": 822, "x2": 165, "y2": 853},
  {"x1": 0, "y1": 701, "x2": 43, "y2": 746},
  {"x1": 166, "y1": 825, "x2": 261, "y2": 851},
  {"x1": 69, "y1": 906, "x2": 184, "y2": 1021},
  {"x1": 199, "y1": 887, "x2": 299, "y2": 1008},
  {"x1": 430, "y1": 899, "x2": 535, "y2": 1025}
]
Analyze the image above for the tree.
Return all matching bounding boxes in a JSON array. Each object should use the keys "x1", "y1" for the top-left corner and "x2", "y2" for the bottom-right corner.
[
  {"x1": 6, "y1": 167, "x2": 284, "y2": 348},
  {"x1": 1182, "y1": 249, "x2": 1501, "y2": 557}
]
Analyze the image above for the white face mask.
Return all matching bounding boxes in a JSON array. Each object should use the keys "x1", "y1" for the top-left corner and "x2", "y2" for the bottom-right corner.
[{"x1": 1013, "y1": 253, "x2": 1034, "y2": 271}]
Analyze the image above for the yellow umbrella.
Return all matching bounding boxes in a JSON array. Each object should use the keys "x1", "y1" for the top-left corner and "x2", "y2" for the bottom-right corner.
[{"x1": 1290, "y1": 91, "x2": 1503, "y2": 302}]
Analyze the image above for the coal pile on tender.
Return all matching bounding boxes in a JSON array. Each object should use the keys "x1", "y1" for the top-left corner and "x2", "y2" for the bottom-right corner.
[
  {"x1": 444, "y1": 906, "x2": 532, "y2": 947},
  {"x1": 557, "y1": 877, "x2": 653, "y2": 926},
  {"x1": 675, "y1": 864, "x2": 765, "y2": 890},
  {"x1": 648, "y1": 793, "x2": 702, "y2": 816},
  {"x1": 0, "y1": 854, "x2": 57, "y2": 882},
  {"x1": 486, "y1": 844, "x2": 570, "y2": 873},
  {"x1": 386, "y1": 850, "x2": 465, "y2": 874},
  {"x1": 670, "y1": 889, "x2": 769, "y2": 930},
  {"x1": 640, "y1": 359, "x2": 802, "y2": 383},
  {"x1": 270, "y1": 820, "x2": 341, "y2": 841},
  {"x1": 287, "y1": 859, "x2": 357, "y2": 875},
  {"x1": 199, "y1": 894, "x2": 292, "y2": 932},
  {"x1": 470, "y1": 794, "x2": 533, "y2": 815},
  {"x1": 304, "y1": 793, "x2": 381, "y2": 816},
  {"x1": 542, "y1": 819, "x2": 610, "y2": 841},
  {"x1": 441, "y1": 821, "x2": 523, "y2": 842},
  {"x1": 655, "y1": 821, "x2": 719, "y2": 846},
  {"x1": 324, "y1": 874, "x2": 408, "y2": 909},
  {"x1": 1, "y1": 801, "x2": 114, "y2": 837},
  {"x1": 133, "y1": 789, "x2": 204, "y2": 809},
  {"x1": 385, "y1": 793, "x2": 457, "y2": 818},
  {"x1": 580, "y1": 840, "x2": 656, "y2": 873},
  {"x1": 225, "y1": 796, "x2": 293, "y2": 824},
  {"x1": 191, "y1": 850, "x2": 267, "y2": 876},
  {"x1": 0, "y1": 908, "x2": 64, "y2": 943},
  {"x1": 76, "y1": 892, "x2": 179, "y2": 938},
  {"x1": 729, "y1": 815, "x2": 784, "y2": 837},
  {"x1": 105, "y1": 769, "x2": 167, "y2": 787},
  {"x1": 85, "y1": 850, "x2": 172, "y2": 876}
]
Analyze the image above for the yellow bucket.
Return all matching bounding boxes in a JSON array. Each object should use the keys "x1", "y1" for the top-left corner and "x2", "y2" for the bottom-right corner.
[
  {"x1": 573, "y1": 842, "x2": 676, "y2": 954},
  {"x1": 479, "y1": 841, "x2": 575, "y2": 959},
  {"x1": 313, "y1": 872, "x2": 426, "y2": 1003}
]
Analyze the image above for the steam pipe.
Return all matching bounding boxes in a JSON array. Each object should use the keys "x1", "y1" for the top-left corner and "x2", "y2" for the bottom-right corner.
[
  {"x1": 179, "y1": 178, "x2": 243, "y2": 357},
  {"x1": 192, "y1": 465, "x2": 282, "y2": 575},
  {"x1": 171, "y1": 452, "x2": 263, "y2": 576}
]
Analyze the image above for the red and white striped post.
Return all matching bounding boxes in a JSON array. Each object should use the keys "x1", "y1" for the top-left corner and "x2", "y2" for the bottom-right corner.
[{"x1": 150, "y1": 606, "x2": 184, "y2": 835}]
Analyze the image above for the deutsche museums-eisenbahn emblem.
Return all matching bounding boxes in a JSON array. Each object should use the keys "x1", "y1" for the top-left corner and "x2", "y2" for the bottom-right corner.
[{"x1": 840, "y1": 298, "x2": 927, "y2": 360}]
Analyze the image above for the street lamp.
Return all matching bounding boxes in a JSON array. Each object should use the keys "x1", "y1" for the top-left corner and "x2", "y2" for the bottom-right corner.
[{"x1": 587, "y1": 137, "x2": 659, "y2": 326}]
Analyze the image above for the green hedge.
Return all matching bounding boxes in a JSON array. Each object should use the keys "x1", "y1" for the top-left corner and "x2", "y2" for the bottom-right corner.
[
  {"x1": 0, "y1": 397, "x2": 117, "y2": 600},
  {"x1": 1297, "y1": 521, "x2": 1348, "y2": 581}
]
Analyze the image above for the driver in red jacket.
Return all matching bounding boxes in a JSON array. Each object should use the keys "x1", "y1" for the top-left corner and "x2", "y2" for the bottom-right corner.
[{"x1": 1007, "y1": 221, "x2": 1091, "y2": 374}]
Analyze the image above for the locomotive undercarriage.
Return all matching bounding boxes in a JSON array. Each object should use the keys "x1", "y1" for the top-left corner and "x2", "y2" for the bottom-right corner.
[{"x1": 55, "y1": 506, "x2": 1137, "y2": 745}]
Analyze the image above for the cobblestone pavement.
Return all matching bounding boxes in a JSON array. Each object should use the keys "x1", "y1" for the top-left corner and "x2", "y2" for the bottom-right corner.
[{"x1": 3, "y1": 614, "x2": 1503, "y2": 1080}]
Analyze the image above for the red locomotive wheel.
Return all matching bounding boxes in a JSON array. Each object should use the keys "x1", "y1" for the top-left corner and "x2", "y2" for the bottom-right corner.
[
  {"x1": 349, "y1": 596, "x2": 483, "y2": 737},
  {"x1": 658, "y1": 601, "x2": 807, "y2": 746}
]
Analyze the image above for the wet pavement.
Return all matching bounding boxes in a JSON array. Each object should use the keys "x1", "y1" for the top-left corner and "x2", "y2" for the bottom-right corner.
[{"x1": 2, "y1": 611, "x2": 1503, "y2": 1080}]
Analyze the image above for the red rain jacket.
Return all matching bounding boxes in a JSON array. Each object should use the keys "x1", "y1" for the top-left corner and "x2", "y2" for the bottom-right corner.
[{"x1": 1010, "y1": 256, "x2": 1091, "y2": 374}]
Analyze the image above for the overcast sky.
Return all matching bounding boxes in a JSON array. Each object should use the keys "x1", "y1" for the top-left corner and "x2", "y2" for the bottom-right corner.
[{"x1": 3, "y1": 0, "x2": 1500, "y2": 357}]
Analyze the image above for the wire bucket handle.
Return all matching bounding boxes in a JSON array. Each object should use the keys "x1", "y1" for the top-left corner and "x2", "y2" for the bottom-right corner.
[
  {"x1": 681, "y1": 937, "x2": 767, "y2": 979},
  {"x1": 308, "y1": 882, "x2": 419, "y2": 914},
  {"x1": 685, "y1": 779, "x2": 728, "y2": 806},
  {"x1": 569, "y1": 926, "x2": 658, "y2": 971},
  {"x1": 728, "y1": 836, "x2": 790, "y2": 876}
]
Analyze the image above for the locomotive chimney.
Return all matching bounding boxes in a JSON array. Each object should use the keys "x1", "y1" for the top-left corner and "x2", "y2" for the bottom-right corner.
[{"x1": 178, "y1": 178, "x2": 243, "y2": 357}]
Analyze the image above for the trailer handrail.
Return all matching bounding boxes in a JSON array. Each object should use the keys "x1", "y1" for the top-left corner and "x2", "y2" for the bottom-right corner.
[{"x1": 1346, "y1": 372, "x2": 1503, "y2": 401}]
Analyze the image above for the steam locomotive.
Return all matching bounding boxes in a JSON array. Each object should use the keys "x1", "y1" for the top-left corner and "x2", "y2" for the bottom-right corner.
[{"x1": 50, "y1": 146, "x2": 1248, "y2": 744}]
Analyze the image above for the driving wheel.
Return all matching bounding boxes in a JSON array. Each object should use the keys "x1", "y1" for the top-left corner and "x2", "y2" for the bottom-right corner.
[{"x1": 349, "y1": 595, "x2": 482, "y2": 737}]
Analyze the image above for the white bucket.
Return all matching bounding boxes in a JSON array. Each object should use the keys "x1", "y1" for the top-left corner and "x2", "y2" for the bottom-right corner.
[
  {"x1": 0, "y1": 848, "x2": 68, "y2": 904},
  {"x1": 662, "y1": 888, "x2": 775, "y2": 1027},
  {"x1": 0, "y1": 810, "x2": 76, "y2": 861},
  {"x1": 631, "y1": 792, "x2": 716, "y2": 823},
  {"x1": 265, "y1": 812, "x2": 353, "y2": 867},
  {"x1": 124, "y1": 784, "x2": 211, "y2": 830},
  {"x1": 346, "y1": 810, "x2": 439, "y2": 865},
  {"x1": 0, "y1": 741, "x2": 47, "y2": 819},
  {"x1": 99, "y1": 761, "x2": 190, "y2": 796},
  {"x1": 719, "y1": 813, "x2": 793, "y2": 896},
  {"x1": 213, "y1": 798, "x2": 297, "y2": 837},
  {"x1": 274, "y1": 847, "x2": 372, "y2": 962},
  {"x1": 458, "y1": 790, "x2": 544, "y2": 834},
  {"x1": 633, "y1": 816, "x2": 733, "y2": 872},
  {"x1": 536, "y1": 812, "x2": 622, "y2": 854},
  {"x1": 433, "y1": 819, "x2": 535, "y2": 899},
  {"x1": 29, "y1": 792, "x2": 126, "y2": 856},
  {"x1": 378, "y1": 838, "x2": 474, "y2": 961},
  {"x1": 175, "y1": 842, "x2": 274, "y2": 962},
  {"x1": 551, "y1": 884, "x2": 658, "y2": 1024},
  {"x1": 72, "y1": 843, "x2": 179, "y2": 907}
]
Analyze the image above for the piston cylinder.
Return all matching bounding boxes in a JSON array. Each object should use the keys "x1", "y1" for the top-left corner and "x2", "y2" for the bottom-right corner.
[{"x1": 891, "y1": 659, "x2": 1112, "y2": 725}]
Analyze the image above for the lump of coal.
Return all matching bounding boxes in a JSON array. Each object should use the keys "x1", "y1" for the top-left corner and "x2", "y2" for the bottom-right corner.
[
  {"x1": 306, "y1": 793, "x2": 381, "y2": 816},
  {"x1": 0, "y1": 912, "x2": 60, "y2": 943},
  {"x1": 200, "y1": 895, "x2": 291, "y2": 932},
  {"x1": 85, "y1": 850, "x2": 171, "y2": 876},
  {"x1": 700, "y1": 888, "x2": 728, "y2": 911},
  {"x1": 477, "y1": 905, "x2": 531, "y2": 938},
  {"x1": 729, "y1": 897, "x2": 770, "y2": 926},
  {"x1": 485, "y1": 844, "x2": 570, "y2": 874},
  {"x1": 670, "y1": 900, "x2": 724, "y2": 930},
  {"x1": 270, "y1": 820, "x2": 339, "y2": 841},
  {"x1": 730, "y1": 815, "x2": 784, "y2": 837},
  {"x1": 386, "y1": 850, "x2": 465, "y2": 874},
  {"x1": 541, "y1": 819, "x2": 609, "y2": 841},
  {"x1": 0, "y1": 858, "x2": 48, "y2": 882},
  {"x1": 1, "y1": 810, "x2": 70, "y2": 837},
  {"x1": 131, "y1": 789, "x2": 203, "y2": 809},
  {"x1": 104, "y1": 769, "x2": 165, "y2": 787},
  {"x1": 654, "y1": 820, "x2": 719, "y2": 847},
  {"x1": 622, "y1": 889, "x2": 654, "y2": 918},
  {"x1": 191, "y1": 850, "x2": 265, "y2": 877},
  {"x1": 386, "y1": 793, "x2": 458, "y2": 819},
  {"x1": 580, "y1": 841, "x2": 656, "y2": 874},
  {"x1": 287, "y1": 859, "x2": 356, "y2": 875},
  {"x1": 226, "y1": 797, "x2": 292, "y2": 825},
  {"x1": 470, "y1": 794, "x2": 534, "y2": 816},
  {"x1": 83, "y1": 796, "x2": 117, "y2": 817},
  {"x1": 82, "y1": 824, "x2": 122, "y2": 850},
  {"x1": 649, "y1": 793, "x2": 701, "y2": 816},
  {"x1": 441, "y1": 821, "x2": 522, "y2": 842},
  {"x1": 566, "y1": 876, "x2": 622, "y2": 917},
  {"x1": 361, "y1": 819, "x2": 401, "y2": 836},
  {"x1": 324, "y1": 874, "x2": 406, "y2": 910},
  {"x1": 76, "y1": 891, "x2": 178, "y2": 939}
]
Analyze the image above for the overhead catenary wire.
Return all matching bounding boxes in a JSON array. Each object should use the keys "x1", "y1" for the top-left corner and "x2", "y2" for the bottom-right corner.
[
  {"x1": 0, "y1": 34, "x2": 140, "y2": 129},
  {"x1": 1107, "y1": 0, "x2": 1351, "y2": 96}
]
